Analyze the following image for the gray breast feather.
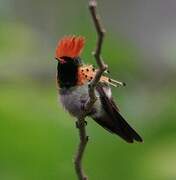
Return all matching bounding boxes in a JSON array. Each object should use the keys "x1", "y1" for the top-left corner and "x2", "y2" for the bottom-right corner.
[{"x1": 59, "y1": 84, "x2": 111, "y2": 118}]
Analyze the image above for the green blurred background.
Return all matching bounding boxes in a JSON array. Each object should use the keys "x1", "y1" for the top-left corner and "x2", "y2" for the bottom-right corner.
[{"x1": 0, "y1": 0, "x2": 176, "y2": 179}]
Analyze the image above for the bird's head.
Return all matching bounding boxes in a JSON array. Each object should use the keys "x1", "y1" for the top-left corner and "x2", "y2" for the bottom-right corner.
[{"x1": 55, "y1": 35, "x2": 85, "y2": 65}]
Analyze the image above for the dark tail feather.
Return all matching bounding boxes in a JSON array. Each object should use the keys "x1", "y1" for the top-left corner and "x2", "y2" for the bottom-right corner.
[{"x1": 93, "y1": 112, "x2": 143, "y2": 143}]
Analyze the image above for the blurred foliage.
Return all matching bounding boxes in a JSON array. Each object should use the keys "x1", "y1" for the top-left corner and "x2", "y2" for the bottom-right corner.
[{"x1": 0, "y1": 0, "x2": 176, "y2": 180}]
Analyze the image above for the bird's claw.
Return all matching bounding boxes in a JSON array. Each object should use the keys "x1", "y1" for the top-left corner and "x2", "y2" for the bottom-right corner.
[{"x1": 75, "y1": 120, "x2": 87, "y2": 129}]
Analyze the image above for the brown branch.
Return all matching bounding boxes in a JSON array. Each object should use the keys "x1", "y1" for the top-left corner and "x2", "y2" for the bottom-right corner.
[
  {"x1": 74, "y1": 0, "x2": 107, "y2": 180},
  {"x1": 74, "y1": 119, "x2": 88, "y2": 180}
]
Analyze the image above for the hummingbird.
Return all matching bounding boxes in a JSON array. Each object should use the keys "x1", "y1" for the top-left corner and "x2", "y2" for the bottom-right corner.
[{"x1": 55, "y1": 35, "x2": 143, "y2": 143}]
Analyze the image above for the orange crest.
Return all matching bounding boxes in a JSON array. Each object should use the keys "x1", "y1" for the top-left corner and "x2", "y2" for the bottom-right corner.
[{"x1": 55, "y1": 35, "x2": 85, "y2": 61}]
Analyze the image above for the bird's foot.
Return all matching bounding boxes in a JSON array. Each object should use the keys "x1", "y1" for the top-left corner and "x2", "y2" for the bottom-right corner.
[{"x1": 75, "y1": 120, "x2": 87, "y2": 129}]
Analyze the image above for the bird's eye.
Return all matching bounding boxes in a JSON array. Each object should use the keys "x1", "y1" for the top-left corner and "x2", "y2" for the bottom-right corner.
[{"x1": 59, "y1": 58, "x2": 66, "y2": 64}]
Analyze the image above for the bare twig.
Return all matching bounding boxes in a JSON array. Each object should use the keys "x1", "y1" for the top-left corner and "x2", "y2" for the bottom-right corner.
[
  {"x1": 74, "y1": 119, "x2": 88, "y2": 180},
  {"x1": 74, "y1": 0, "x2": 107, "y2": 180}
]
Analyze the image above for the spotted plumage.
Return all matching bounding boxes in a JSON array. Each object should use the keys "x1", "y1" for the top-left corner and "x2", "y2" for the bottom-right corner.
[{"x1": 77, "y1": 65, "x2": 125, "y2": 87}]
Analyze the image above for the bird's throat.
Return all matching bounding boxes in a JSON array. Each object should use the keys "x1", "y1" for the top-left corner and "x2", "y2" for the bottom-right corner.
[{"x1": 57, "y1": 57, "x2": 81, "y2": 88}]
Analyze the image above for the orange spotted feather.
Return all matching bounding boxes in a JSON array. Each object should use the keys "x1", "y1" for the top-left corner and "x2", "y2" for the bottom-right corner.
[{"x1": 77, "y1": 65, "x2": 123, "y2": 87}]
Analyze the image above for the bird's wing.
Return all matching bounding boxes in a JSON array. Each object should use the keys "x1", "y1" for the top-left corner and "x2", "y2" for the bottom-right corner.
[{"x1": 93, "y1": 83, "x2": 143, "y2": 143}]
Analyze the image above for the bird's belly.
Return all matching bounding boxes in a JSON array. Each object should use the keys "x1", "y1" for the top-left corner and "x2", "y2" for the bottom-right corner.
[{"x1": 59, "y1": 84, "x2": 102, "y2": 118}]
